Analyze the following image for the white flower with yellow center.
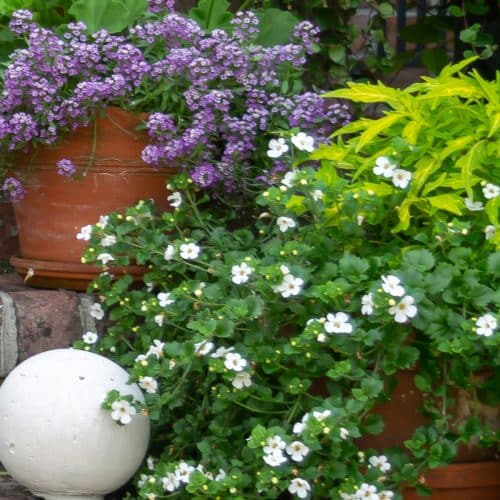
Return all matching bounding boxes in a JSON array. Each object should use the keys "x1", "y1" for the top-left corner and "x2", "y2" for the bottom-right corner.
[
  {"x1": 267, "y1": 137, "x2": 289, "y2": 158},
  {"x1": 89, "y1": 302, "x2": 105, "y2": 320},
  {"x1": 263, "y1": 435, "x2": 286, "y2": 455},
  {"x1": 97, "y1": 253, "x2": 114, "y2": 265},
  {"x1": 286, "y1": 441, "x2": 310, "y2": 462},
  {"x1": 464, "y1": 197, "x2": 484, "y2": 211},
  {"x1": 392, "y1": 168, "x2": 412, "y2": 188},
  {"x1": 180, "y1": 242, "x2": 201, "y2": 260},
  {"x1": 110, "y1": 399, "x2": 136, "y2": 425},
  {"x1": 482, "y1": 182, "x2": 499, "y2": 199},
  {"x1": 373, "y1": 156, "x2": 396, "y2": 178},
  {"x1": 232, "y1": 371, "x2": 252, "y2": 389},
  {"x1": 139, "y1": 376, "x2": 158, "y2": 394},
  {"x1": 389, "y1": 295, "x2": 418, "y2": 323},
  {"x1": 361, "y1": 293, "x2": 374, "y2": 315},
  {"x1": 224, "y1": 352, "x2": 247, "y2": 372},
  {"x1": 476, "y1": 314, "x2": 497, "y2": 337},
  {"x1": 275, "y1": 273, "x2": 304, "y2": 298},
  {"x1": 76, "y1": 224, "x2": 92, "y2": 241},
  {"x1": 82, "y1": 331, "x2": 98, "y2": 344},
  {"x1": 281, "y1": 171, "x2": 296, "y2": 187},
  {"x1": 324, "y1": 312, "x2": 353, "y2": 334},
  {"x1": 164, "y1": 244, "x2": 175, "y2": 261},
  {"x1": 291, "y1": 132, "x2": 315, "y2": 152},
  {"x1": 194, "y1": 340, "x2": 214, "y2": 356},
  {"x1": 288, "y1": 478, "x2": 311, "y2": 498},
  {"x1": 101, "y1": 235, "x2": 117, "y2": 247},
  {"x1": 147, "y1": 339, "x2": 165, "y2": 358},
  {"x1": 381, "y1": 275, "x2": 405, "y2": 297},
  {"x1": 277, "y1": 216, "x2": 296, "y2": 232},
  {"x1": 368, "y1": 454, "x2": 391, "y2": 472},
  {"x1": 157, "y1": 292, "x2": 174, "y2": 307},
  {"x1": 231, "y1": 262, "x2": 252, "y2": 284}
]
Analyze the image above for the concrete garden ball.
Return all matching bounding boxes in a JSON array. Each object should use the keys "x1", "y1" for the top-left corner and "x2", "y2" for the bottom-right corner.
[{"x1": 0, "y1": 348, "x2": 150, "y2": 500}]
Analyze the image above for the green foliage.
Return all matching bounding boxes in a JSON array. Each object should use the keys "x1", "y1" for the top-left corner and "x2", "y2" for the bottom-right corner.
[
  {"x1": 188, "y1": 0, "x2": 233, "y2": 32},
  {"x1": 319, "y1": 59, "x2": 500, "y2": 242},
  {"x1": 68, "y1": 0, "x2": 147, "y2": 33},
  {"x1": 77, "y1": 121, "x2": 498, "y2": 497}
]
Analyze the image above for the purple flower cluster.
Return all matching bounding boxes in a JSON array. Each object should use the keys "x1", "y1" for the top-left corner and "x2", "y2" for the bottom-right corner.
[
  {"x1": 0, "y1": 3, "x2": 352, "y2": 200},
  {"x1": 56, "y1": 158, "x2": 76, "y2": 177}
]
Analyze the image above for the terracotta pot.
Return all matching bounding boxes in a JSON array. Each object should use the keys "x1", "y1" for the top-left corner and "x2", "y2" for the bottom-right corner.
[
  {"x1": 403, "y1": 461, "x2": 500, "y2": 499},
  {"x1": 10, "y1": 107, "x2": 175, "y2": 291}
]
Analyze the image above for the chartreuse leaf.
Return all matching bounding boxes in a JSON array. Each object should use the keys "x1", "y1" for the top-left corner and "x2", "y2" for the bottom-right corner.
[
  {"x1": 438, "y1": 135, "x2": 475, "y2": 162},
  {"x1": 411, "y1": 157, "x2": 441, "y2": 195},
  {"x1": 438, "y1": 56, "x2": 478, "y2": 78},
  {"x1": 402, "y1": 120, "x2": 422, "y2": 144},
  {"x1": 69, "y1": 0, "x2": 147, "y2": 33},
  {"x1": 471, "y1": 69, "x2": 499, "y2": 105},
  {"x1": 310, "y1": 143, "x2": 348, "y2": 161},
  {"x1": 487, "y1": 109, "x2": 500, "y2": 138},
  {"x1": 392, "y1": 195, "x2": 418, "y2": 233},
  {"x1": 485, "y1": 197, "x2": 499, "y2": 225},
  {"x1": 357, "y1": 182, "x2": 394, "y2": 197},
  {"x1": 457, "y1": 141, "x2": 484, "y2": 197},
  {"x1": 427, "y1": 193, "x2": 464, "y2": 215},
  {"x1": 188, "y1": 0, "x2": 233, "y2": 32},
  {"x1": 324, "y1": 82, "x2": 403, "y2": 108},
  {"x1": 355, "y1": 113, "x2": 404, "y2": 152},
  {"x1": 421, "y1": 172, "x2": 447, "y2": 196},
  {"x1": 419, "y1": 77, "x2": 484, "y2": 100}
]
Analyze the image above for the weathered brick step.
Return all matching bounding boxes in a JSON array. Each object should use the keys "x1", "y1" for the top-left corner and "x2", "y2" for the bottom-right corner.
[{"x1": 0, "y1": 273, "x2": 105, "y2": 378}]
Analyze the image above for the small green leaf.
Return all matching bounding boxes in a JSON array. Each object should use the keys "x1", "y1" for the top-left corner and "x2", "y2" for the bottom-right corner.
[
  {"x1": 402, "y1": 249, "x2": 435, "y2": 271},
  {"x1": 427, "y1": 193, "x2": 464, "y2": 215},
  {"x1": 328, "y1": 45, "x2": 346, "y2": 64},
  {"x1": 254, "y1": 8, "x2": 298, "y2": 47},
  {"x1": 188, "y1": 0, "x2": 233, "y2": 32}
]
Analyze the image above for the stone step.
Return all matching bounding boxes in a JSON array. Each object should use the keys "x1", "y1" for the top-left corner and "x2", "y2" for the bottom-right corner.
[{"x1": 0, "y1": 273, "x2": 105, "y2": 378}]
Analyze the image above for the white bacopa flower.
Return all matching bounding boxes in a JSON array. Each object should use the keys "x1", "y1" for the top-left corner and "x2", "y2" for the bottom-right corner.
[
  {"x1": 291, "y1": 132, "x2": 315, "y2": 152},
  {"x1": 464, "y1": 197, "x2": 484, "y2": 211},
  {"x1": 135, "y1": 354, "x2": 148, "y2": 363},
  {"x1": 280, "y1": 264, "x2": 290, "y2": 275},
  {"x1": 175, "y1": 462, "x2": 194, "y2": 483},
  {"x1": 392, "y1": 168, "x2": 412, "y2": 188},
  {"x1": 154, "y1": 314, "x2": 164, "y2": 326},
  {"x1": 161, "y1": 472, "x2": 180, "y2": 492},
  {"x1": 288, "y1": 477, "x2": 311, "y2": 498},
  {"x1": 89, "y1": 302, "x2": 105, "y2": 320},
  {"x1": 224, "y1": 352, "x2": 247, "y2": 371},
  {"x1": 263, "y1": 435, "x2": 286, "y2": 455},
  {"x1": 167, "y1": 191, "x2": 183, "y2": 208},
  {"x1": 110, "y1": 399, "x2": 136, "y2": 425},
  {"x1": 311, "y1": 189, "x2": 324, "y2": 201},
  {"x1": 232, "y1": 371, "x2": 252, "y2": 389},
  {"x1": 317, "y1": 332, "x2": 327, "y2": 343},
  {"x1": 138, "y1": 473, "x2": 149, "y2": 487},
  {"x1": 263, "y1": 450, "x2": 288, "y2": 467},
  {"x1": 373, "y1": 156, "x2": 396, "y2": 178},
  {"x1": 139, "y1": 376, "x2": 158, "y2": 394},
  {"x1": 231, "y1": 262, "x2": 252, "y2": 284},
  {"x1": 164, "y1": 244, "x2": 175, "y2": 261},
  {"x1": 267, "y1": 137, "x2": 289, "y2": 158},
  {"x1": 389, "y1": 295, "x2": 418, "y2": 323},
  {"x1": 340, "y1": 427, "x2": 350, "y2": 439},
  {"x1": 484, "y1": 225, "x2": 496, "y2": 240},
  {"x1": 381, "y1": 275, "x2": 405, "y2": 297},
  {"x1": 82, "y1": 331, "x2": 98, "y2": 344},
  {"x1": 275, "y1": 273, "x2": 304, "y2": 298},
  {"x1": 277, "y1": 216, "x2": 297, "y2": 232},
  {"x1": 286, "y1": 441, "x2": 310, "y2": 462},
  {"x1": 194, "y1": 340, "x2": 214, "y2": 356},
  {"x1": 368, "y1": 454, "x2": 392, "y2": 472},
  {"x1": 210, "y1": 346, "x2": 234, "y2": 358},
  {"x1": 355, "y1": 483, "x2": 378, "y2": 500},
  {"x1": 379, "y1": 491, "x2": 395, "y2": 500},
  {"x1": 475, "y1": 313, "x2": 497, "y2": 337},
  {"x1": 100, "y1": 235, "x2": 117, "y2": 247},
  {"x1": 157, "y1": 292, "x2": 174, "y2": 307},
  {"x1": 215, "y1": 469, "x2": 226, "y2": 481},
  {"x1": 281, "y1": 171, "x2": 297, "y2": 187},
  {"x1": 147, "y1": 456, "x2": 155, "y2": 470},
  {"x1": 76, "y1": 224, "x2": 92, "y2": 241},
  {"x1": 361, "y1": 293, "x2": 374, "y2": 315},
  {"x1": 97, "y1": 253, "x2": 114, "y2": 265},
  {"x1": 147, "y1": 339, "x2": 165, "y2": 358},
  {"x1": 98, "y1": 215, "x2": 109, "y2": 228},
  {"x1": 293, "y1": 413, "x2": 309, "y2": 434},
  {"x1": 180, "y1": 242, "x2": 201, "y2": 260},
  {"x1": 482, "y1": 182, "x2": 500, "y2": 199},
  {"x1": 324, "y1": 312, "x2": 353, "y2": 334},
  {"x1": 312, "y1": 409, "x2": 331, "y2": 421}
]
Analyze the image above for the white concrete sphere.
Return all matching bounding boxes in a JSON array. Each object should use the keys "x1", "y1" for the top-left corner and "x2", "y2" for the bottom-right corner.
[{"x1": 0, "y1": 348, "x2": 150, "y2": 500}]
